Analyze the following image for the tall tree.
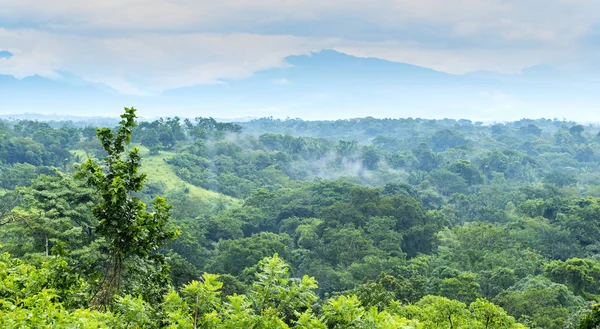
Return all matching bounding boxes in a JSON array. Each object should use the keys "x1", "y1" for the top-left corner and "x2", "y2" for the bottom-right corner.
[{"x1": 77, "y1": 107, "x2": 179, "y2": 308}]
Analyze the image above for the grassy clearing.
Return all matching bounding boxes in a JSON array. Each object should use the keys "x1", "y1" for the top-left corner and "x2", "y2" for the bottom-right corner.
[
  {"x1": 137, "y1": 146, "x2": 240, "y2": 207},
  {"x1": 71, "y1": 146, "x2": 240, "y2": 209}
]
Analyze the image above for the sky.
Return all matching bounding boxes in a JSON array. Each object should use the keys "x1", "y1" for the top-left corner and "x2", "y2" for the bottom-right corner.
[{"x1": 1, "y1": 0, "x2": 600, "y2": 120}]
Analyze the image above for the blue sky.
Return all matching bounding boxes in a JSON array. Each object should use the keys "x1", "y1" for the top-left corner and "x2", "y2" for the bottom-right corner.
[
  {"x1": 2, "y1": 0, "x2": 599, "y2": 95},
  {"x1": 0, "y1": 50, "x2": 13, "y2": 58}
]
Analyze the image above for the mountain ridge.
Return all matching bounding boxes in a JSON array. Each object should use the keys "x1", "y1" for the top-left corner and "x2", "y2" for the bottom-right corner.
[{"x1": 1, "y1": 49, "x2": 598, "y2": 121}]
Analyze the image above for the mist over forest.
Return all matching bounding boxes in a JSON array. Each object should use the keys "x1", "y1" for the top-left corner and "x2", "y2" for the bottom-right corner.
[
  {"x1": 4, "y1": 0, "x2": 600, "y2": 327},
  {"x1": 2, "y1": 109, "x2": 600, "y2": 328}
]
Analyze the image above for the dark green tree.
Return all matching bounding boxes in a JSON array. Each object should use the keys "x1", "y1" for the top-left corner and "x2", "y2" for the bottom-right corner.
[
  {"x1": 578, "y1": 304, "x2": 600, "y2": 329},
  {"x1": 545, "y1": 258, "x2": 600, "y2": 298},
  {"x1": 569, "y1": 125, "x2": 585, "y2": 137}
]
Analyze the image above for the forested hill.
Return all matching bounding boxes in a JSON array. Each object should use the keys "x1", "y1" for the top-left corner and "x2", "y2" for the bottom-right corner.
[
  {"x1": 1, "y1": 109, "x2": 600, "y2": 328},
  {"x1": 238, "y1": 116, "x2": 596, "y2": 143}
]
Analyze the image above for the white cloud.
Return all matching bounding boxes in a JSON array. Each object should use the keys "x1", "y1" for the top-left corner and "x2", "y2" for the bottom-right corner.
[
  {"x1": 1, "y1": 0, "x2": 599, "y2": 94},
  {"x1": 2, "y1": 0, "x2": 596, "y2": 40},
  {"x1": 0, "y1": 28, "x2": 340, "y2": 93}
]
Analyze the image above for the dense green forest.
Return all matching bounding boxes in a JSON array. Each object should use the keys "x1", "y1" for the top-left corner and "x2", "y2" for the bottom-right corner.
[{"x1": 2, "y1": 108, "x2": 600, "y2": 328}]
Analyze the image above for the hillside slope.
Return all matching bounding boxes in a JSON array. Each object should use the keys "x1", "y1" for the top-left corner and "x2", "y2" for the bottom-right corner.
[
  {"x1": 138, "y1": 146, "x2": 240, "y2": 208},
  {"x1": 71, "y1": 146, "x2": 240, "y2": 211}
]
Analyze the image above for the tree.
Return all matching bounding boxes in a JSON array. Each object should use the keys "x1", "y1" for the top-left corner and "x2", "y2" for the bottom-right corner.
[
  {"x1": 577, "y1": 304, "x2": 600, "y2": 329},
  {"x1": 448, "y1": 160, "x2": 484, "y2": 186},
  {"x1": 140, "y1": 129, "x2": 161, "y2": 154},
  {"x1": 2, "y1": 173, "x2": 99, "y2": 260},
  {"x1": 494, "y1": 276, "x2": 585, "y2": 329},
  {"x1": 470, "y1": 298, "x2": 522, "y2": 329},
  {"x1": 431, "y1": 129, "x2": 469, "y2": 151},
  {"x1": 77, "y1": 107, "x2": 179, "y2": 308},
  {"x1": 410, "y1": 295, "x2": 471, "y2": 329},
  {"x1": 543, "y1": 170, "x2": 577, "y2": 188},
  {"x1": 438, "y1": 272, "x2": 481, "y2": 304},
  {"x1": 361, "y1": 146, "x2": 380, "y2": 170},
  {"x1": 209, "y1": 232, "x2": 293, "y2": 277},
  {"x1": 82, "y1": 126, "x2": 98, "y2": 140},
  {"x1": 569, "y1": 125, "x2": 584, "y2": 137},
  {"x1": 544, "y1": 258, "x2": 600, "y2": 298},
  {"x1": 519, "y1": 124, "x2": 542, "y2": 137},
  {"x1": 0, "y1": 191, "x2": 27, "y2": 227},
  {"x1": 412, "y1": 143, "x2": 442, "y2": 172}
]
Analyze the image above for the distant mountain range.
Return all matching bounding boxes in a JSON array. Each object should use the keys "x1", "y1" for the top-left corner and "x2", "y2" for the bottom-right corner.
[{"x1": 1, "y1": 49, "x2": 598, "y2": 121}]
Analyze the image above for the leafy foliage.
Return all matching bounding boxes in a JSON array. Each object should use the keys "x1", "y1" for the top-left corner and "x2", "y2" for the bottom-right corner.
[
  {"x1": 4, "y1": 112, "x2": 600, "y2": 328},
  {"x1": 76, "y1": 107, "x2": 179, "y2": 308}
]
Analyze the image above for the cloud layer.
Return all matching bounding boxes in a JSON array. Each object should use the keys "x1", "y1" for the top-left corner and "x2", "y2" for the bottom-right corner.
[{"x1": 1, "y1": 0, "x2": 599, "y2": 94}]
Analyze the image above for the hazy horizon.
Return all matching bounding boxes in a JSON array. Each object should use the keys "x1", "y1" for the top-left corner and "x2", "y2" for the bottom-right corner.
[
  {"x1": 1, "y1": 110, "x2": 599, "y2": 127},
  {"x1": 2, "y1": 1, "x2": 600, "y2": 121}
]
